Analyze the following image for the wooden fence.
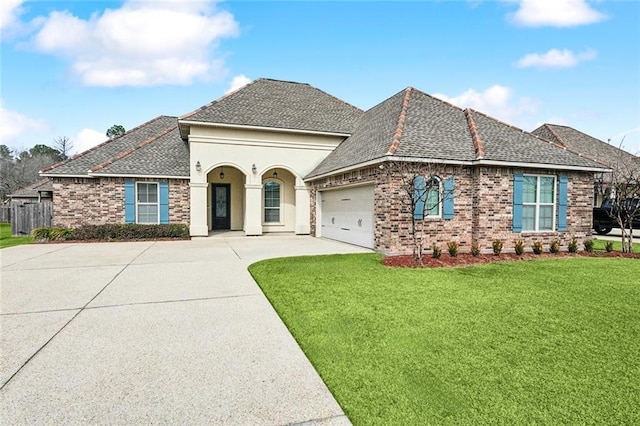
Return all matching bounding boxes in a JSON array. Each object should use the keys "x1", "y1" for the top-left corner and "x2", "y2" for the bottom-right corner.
[
  {"x1": 0, "y1": 205, "x2": 9, "y2": 223},
  {"x1": 11, "y1": 202, "x2": 53, "y2": 236}
]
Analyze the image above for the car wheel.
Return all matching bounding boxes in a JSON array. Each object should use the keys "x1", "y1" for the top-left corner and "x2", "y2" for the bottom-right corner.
[{"x1": 594, "y1": 225, "x2": 612, "y2": 235}]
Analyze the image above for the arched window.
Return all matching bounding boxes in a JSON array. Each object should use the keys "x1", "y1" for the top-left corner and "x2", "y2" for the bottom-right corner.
[
  {"x1": 413, "y1": 176, "x2": 441, "y2": 219},
  {"x1": 263, "y1": 181, "x2": 281, "y2": 223}
]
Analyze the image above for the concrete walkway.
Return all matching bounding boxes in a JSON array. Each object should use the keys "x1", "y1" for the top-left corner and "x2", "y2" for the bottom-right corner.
[{"x1": 0, "y1": 235, "x2": 371, "y2": 424}]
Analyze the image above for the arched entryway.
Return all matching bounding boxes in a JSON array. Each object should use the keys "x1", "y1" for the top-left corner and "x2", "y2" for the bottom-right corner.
[
  {"x1": 261, "y1": 167, "x2": 296, "y2": 233},
  {"x1": 207, "y1": 165, "x2": 245, "y2": 231}
]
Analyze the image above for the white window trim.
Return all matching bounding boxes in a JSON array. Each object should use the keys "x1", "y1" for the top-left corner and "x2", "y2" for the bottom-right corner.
[
  {"x1": 262, "y1": 179, "x2": 283, "y2": 225},
  {"x1": 523, "y1": 174, "x2": 556, "y2": 232},
  {"x1": 136, "y1": 182, "x2": 160, "y2": 224}
]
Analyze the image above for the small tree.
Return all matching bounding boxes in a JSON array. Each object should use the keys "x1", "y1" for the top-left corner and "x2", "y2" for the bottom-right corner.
[
  {"x1": 106, "y1": 124, "x2": 126, "y2": 139},
  {"x1": 603, "y1": 137, "x2": 640, "y2": 253},
  {"x1": 381, "y1": 161, "x2": 458, "y2": 262}
]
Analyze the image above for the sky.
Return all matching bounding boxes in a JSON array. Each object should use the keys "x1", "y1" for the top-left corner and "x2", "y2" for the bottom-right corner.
[{"x1": 1, "y1": 0, "x2": 639, "y2": 157}]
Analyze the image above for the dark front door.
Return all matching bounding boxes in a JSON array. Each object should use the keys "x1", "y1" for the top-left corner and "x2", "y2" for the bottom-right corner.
[{"x1": 212, "y1": 184, "x2": 231, "y2": 230}]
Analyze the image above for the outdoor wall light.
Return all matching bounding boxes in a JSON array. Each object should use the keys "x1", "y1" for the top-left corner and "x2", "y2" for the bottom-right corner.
[
  {"x1": 219, "y1": 167, "x2": 225, "y2": 180},
  {"x1": 272, "y1": 169, "x2": 278, "y2": 179},
  {"x1": 195, "y1": 161, "x2": 201, "y2": 172},
  {"x1": 252, "y1": 164, "x2": 257, "y2": 174}
]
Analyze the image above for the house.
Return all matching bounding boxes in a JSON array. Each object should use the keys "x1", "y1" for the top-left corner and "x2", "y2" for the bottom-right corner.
[
  {"x1": 532, "y1": 124, "x2": 640, "y2": 206},
  {"x1": 42, "y1": 78, "x2": 609, "y2": 254},
  {"x1": 7, "y1": 178, "x2": 53, "y2": 205}
]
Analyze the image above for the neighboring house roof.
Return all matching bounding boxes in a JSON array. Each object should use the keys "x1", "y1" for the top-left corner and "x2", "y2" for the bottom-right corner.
[
  {"x1": 8, "y1": 178, "x2": 53, "y2": 198},
  {"x1": 178, "y1": 78, "x2": 363, "y2": 138},
  {"x1": 307, "y1": 87, "x2": 605, "y2": 179},
  {"x1": 532, "y1": 124, "x2": 640, "y2": 169},
  {"x1": 41, "y1": 116, "x2": 188, "y2": 178}
]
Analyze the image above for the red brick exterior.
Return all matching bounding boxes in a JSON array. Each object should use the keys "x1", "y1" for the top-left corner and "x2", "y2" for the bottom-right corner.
[
  {"x1": 310, "y1": 163, "x2": 594, "y2": 255},
  {"x1": 52, "y1": 177, "x2": 190, "y2": 228}
]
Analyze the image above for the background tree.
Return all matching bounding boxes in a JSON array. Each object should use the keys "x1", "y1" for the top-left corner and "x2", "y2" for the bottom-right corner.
[
  {"x1": 106, "y1": 124, "x2": 126, "y2": 139},
  {"x1": 53, "y1": 136, "x2": 74, "y2": 160},
  {"x1": 0, "y1": 144, "x2": 61, "y2": 198}
]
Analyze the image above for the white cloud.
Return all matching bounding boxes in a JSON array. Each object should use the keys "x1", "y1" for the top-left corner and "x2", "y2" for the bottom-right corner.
[
  {"x1": 225, "y1": 74, "x2": 252, "y2": 94},
  {"x1": 433, "y1": 85, "x2": 539, "y2": 125},
  {"x1": 73, "y1": 128, "x2": 107, "y2": 155},
  {"x1": 0, "y1": 0, "x2": 24, "y2": 30},
  {"x1": 515, "y1": 48, "x2": 597, "y2": 69},
  {"x1": 509, "y1": 0, "x2": 607, "y2": 27},
  {"x1": 31, "y1": 0, "x2": 239, "y2": 86},
  {"x1": 0, "y1": 100, "x2": 49, "y2": 145}
]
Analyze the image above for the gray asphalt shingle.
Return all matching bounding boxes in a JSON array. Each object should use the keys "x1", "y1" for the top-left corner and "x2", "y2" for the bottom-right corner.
[{"x1": 180, "y1": 78, "x2": 363, "y2": 134}]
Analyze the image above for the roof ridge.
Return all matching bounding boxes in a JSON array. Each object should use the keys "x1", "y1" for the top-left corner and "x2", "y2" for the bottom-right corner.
[
  {"x1": 90, "y1": 125, "x2": 178, "y2": 173},
  {"x1": 529, "y1": 130, "x2": 611, "y2": 168},
  {"x1": 40, "y1": 116, "x2": 176, "y2": 173},
  {"x1": 464, "y1": 109, "x2": 485, "y2": 159},
  {"x1": 542, "y1": 123, "x2": 567, "y2": 147},
  {"x1": 386, "y1": 88, "x2": 412, "y2": 155},
  {"x1": 467, "y1": 108, "x2": 527, "y2": 133}
]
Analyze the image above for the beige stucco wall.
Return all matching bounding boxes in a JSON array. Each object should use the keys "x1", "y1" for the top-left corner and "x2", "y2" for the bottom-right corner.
[{"x1": 187, "y1": 124, "x2": 346, "y2": 236}]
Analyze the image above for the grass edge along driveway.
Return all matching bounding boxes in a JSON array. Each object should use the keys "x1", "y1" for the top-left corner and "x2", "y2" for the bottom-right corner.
[{"x1": 249, "y1": 254, "x2": 640, "y2": 425}]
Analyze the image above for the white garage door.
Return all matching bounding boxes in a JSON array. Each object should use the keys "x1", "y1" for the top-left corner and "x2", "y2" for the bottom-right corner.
[{"x1": 320, "y1": 185, "x2": 374, "y2": 249}]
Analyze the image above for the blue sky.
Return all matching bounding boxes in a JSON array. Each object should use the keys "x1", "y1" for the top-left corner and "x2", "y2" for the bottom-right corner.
[{"x1": 1, "y1": 0, "x2": 639, "y2": 156}]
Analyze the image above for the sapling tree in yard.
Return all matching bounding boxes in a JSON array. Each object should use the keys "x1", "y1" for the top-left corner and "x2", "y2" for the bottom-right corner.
[{"x1": 380, "y1": 161, "x2": 458, "y2": 262}]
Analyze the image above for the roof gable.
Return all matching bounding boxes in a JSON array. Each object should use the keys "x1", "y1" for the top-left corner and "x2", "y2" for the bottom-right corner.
[{"x1": 179, "y1": 78, "x2": 363, "y2": 136}]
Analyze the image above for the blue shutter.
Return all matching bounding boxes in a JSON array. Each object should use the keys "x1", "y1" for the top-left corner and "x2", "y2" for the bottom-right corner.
[
  {"x1": 512, "y1": 173, "x2": 524, "y2": 232},
  {"x1": 124, "y1": 181, "x2": 135, "y2": 224},
  {"x1": 159, "y1": 182, "x2": 169, "y2": 224},
  {"x1": 557, "y1": 175, "x2": 568, "y2": 231},
  {"x1": 413, "y1": 176, "x2": 426, "y2": 220},
  {"x1": 443, "y1": 177, "x2": 455, "y2": 220}
]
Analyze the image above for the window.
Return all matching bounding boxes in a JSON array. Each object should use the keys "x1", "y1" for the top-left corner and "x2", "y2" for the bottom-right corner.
[
  {"x1": 522, "y1": 175, "x2": 555, "y2": 231},
  {"x1": 414, "y1": 176, "x2": 455, "y2": 220},
  {"x1": 263, "y1": 181, "x2": 281, "y2": 223},
  {"x1": 136, "y1": 182, "x2": 159, "y2": 224}
]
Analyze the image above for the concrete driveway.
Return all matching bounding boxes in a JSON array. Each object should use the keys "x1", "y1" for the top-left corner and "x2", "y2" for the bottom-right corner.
[{"x1": 1, "y1": 235, "x2": 371, "y2": 424}]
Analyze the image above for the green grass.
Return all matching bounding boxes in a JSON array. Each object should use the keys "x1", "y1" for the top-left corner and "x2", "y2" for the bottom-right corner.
[
  {"x1": 0, "y1": 223, "x2": 33, "y2": 249},
  {"x1": 592, "y1": 237, "x2": 640, "y2": 253},
  {"x1": 250, "y1": 254, "x2": 640, "y2": 425}
]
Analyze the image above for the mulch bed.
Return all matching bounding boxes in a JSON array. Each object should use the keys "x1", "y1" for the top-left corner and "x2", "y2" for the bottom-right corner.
[{"x1": 383, "y1": 251, "x2": 640, "y2": 268}]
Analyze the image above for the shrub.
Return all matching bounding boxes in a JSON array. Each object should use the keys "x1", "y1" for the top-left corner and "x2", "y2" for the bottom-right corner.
[
  {"x1": 470, "y1": 241, "x2": 480, "y2": 257},
  {"x1": 583, "y1": 238, "x2": 594, "y2": 253},
  {"x1": 514, "y1": 239, "x2": 524, "y2": 256},
  {"x1": 568, "y1": 237, "x2": 578, "y2": 253},
  {"x1": 605, "y1": 241, "x2": 614, "y2": 252},
  {"x1": 447, "y1": 241, "x2": 459, "y2": 257},
  {"x1": 432, "y1": 244, "x2": 441, "y2": 259},
  {"x1": 532, "y1": 241, "x2": 543, "y2": 255},
  {"x1": 549, "y1": 239, "x2": 560, "y2": 254},
  {"x1": 31, "y1": 227, "x2": 74, "y2": 241},
  {"x1": 492, "y1": 240, "x2": 503, "y2": 256},
  {"x1": 70, "y1": 224, "x2": 190, "y2": 241}
]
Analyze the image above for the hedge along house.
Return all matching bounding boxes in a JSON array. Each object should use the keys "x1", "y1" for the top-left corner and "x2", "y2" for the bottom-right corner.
[
  {"x1": 41, "y1": 78, "x2": 608, "y2": 254},
  {"x1": 305, "y1": 87, "x2": 609, "y2": 254}
]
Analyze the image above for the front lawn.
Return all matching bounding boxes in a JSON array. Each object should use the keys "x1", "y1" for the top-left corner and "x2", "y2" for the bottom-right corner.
[
  {"x1": 0, "y1": 223, "x2": 33, "y2": 249},
  {"x1": 249, "y1": 254, "x2": 640, "y2": 424}
]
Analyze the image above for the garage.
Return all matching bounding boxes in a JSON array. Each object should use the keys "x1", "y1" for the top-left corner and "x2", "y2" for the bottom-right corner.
[{"x1": 319, "y1": 185, "x2": 374, "y2": 249}]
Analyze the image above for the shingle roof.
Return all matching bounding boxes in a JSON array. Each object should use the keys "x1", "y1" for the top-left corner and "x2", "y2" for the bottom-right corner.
[
  {"x1": 8, "y1": 178, "x2": 53, "y2": 198},
  {"x1": 179, "y1": 78, "x2": 363, "y2": 136},
  {"x1": 532, "y1": 124, "x2": 639, "y2": 168},
  {"x1": 307, "y1": 87, "x2": 605, "y2": 179},
  {"x1": 42, "y1": 116, "x2": 186, "y2": 177}
]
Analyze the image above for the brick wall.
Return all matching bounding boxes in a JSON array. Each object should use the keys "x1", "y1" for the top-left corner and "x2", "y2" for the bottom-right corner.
[
  {"x1": 310, "y1": 163, "x2": 595, "y2": 255},
  {"x1": 52, "y1": 177, "x2": 190, "y2": 228}
]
